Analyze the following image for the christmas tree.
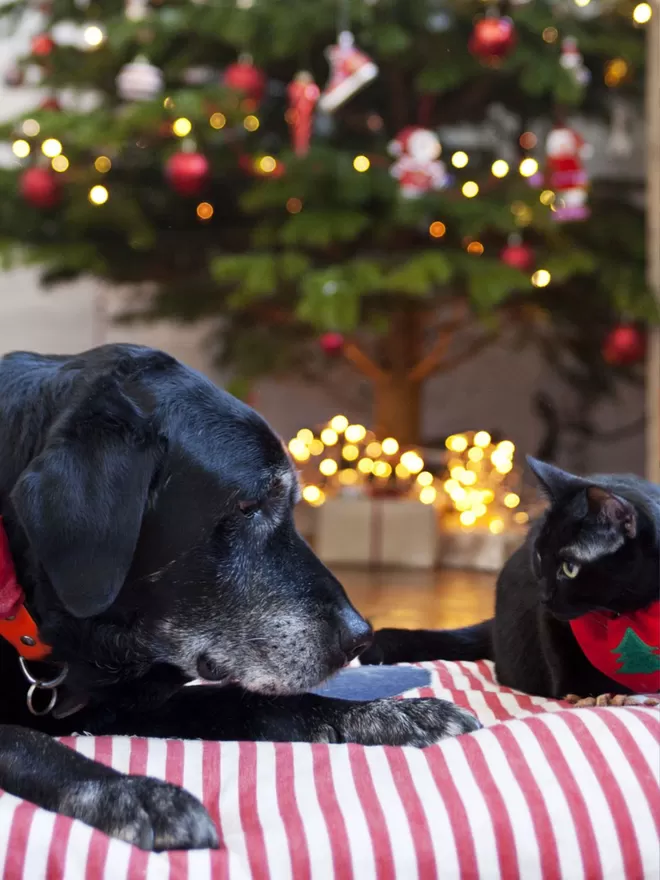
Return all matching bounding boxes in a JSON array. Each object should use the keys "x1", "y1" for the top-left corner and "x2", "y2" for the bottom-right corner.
[
  {"x1": 612, "y1": 627, "x2": 660, "y2": 675},
  {"x1": 0, "y1": 0, "x2": 657, "y2": 443}
]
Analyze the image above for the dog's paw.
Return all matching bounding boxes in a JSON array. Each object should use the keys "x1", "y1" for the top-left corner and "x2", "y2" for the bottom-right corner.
[
  {"x1": 328, "y1": 697, "x2": 481, "y2": 747},
  {"x1": 60, "y1": 775, "x2": 219, "y2": 851}
]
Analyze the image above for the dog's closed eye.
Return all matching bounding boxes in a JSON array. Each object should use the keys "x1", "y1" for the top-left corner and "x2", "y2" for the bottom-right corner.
[{"x1": 238, "y1": 500, "x2": 260, "y2": 518}]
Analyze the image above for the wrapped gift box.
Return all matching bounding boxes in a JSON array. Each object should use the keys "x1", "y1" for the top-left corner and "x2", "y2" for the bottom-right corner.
[
  {"x1": 316, "y1": 496, "x2": 438, "y2": 568},
  {"x1": 437, "y1": 521, "x2": 526, "y2": 572}
]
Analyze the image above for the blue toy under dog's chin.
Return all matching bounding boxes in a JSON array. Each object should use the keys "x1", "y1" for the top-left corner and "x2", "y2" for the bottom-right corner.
[{"x1": 309, "y1": 666, "x2": 431, "y2": 701}]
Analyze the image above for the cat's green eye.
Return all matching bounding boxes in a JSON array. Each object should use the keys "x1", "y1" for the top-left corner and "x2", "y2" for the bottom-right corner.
[{"x1": 561, "y1": 561, "x2": 581, "y2": 579}]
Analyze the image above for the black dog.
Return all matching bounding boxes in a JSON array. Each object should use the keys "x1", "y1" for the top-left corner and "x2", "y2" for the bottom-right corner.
[{"x1": 0, "y1": 344, "x2": 478, "y2": 852}]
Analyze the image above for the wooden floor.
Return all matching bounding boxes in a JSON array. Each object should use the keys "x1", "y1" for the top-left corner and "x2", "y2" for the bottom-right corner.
[{"x1": 335, "y1": 567, "x2": 496, "y2": 630}]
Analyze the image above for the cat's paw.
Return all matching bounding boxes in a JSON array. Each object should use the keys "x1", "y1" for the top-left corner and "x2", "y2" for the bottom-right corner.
[{"x1": 325, "y1": 697, "x2": 481, "y2": 747}]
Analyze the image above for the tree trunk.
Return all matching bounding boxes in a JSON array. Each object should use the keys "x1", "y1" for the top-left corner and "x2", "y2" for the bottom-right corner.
[
  {"x1": 373, "y1": 305, "x2": 424, "y2": 445},
  {"x1": 373, "y1": 374, "x2": 422, "y2": 445}
]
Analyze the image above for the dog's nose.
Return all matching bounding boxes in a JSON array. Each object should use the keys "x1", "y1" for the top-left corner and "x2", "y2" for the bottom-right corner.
[{"x1": 338, "y1": 611, "x2": 374, "y2": 662}]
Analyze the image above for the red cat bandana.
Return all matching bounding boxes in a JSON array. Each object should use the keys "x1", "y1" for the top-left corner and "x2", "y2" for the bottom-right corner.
[{"x1": 570, "y1": 601, "x2": 660, "y2": 694}]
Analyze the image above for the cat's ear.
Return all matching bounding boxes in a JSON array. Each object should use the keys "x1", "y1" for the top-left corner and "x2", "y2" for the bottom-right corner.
[
  {"x1": 586, "y1": 486, "x2": 637, "y2": 538},
  {"x1": 526, "y1": 457, "x2": 584, "y2": 501}
]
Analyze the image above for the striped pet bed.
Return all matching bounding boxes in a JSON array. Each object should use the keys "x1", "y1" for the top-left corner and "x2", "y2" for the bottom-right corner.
[{"x1": 0, "y1": 660, "x2": 658, "y2": 880}]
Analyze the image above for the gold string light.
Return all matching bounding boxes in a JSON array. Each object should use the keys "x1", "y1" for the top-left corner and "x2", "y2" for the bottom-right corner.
[
  {"x1": 88, "y1": 185, "x2": 109, "y2": 205},
  {"x1": 353, "y1": 155, "x2": 370, "y2": 172}
]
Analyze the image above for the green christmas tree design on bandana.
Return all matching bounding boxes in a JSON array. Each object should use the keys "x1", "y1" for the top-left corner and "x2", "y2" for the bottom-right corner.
[{"x1": 612, "y1": 628, "x2": 660, "y2": 675}]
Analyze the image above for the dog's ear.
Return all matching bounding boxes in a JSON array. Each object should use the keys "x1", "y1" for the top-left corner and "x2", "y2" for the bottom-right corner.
[{"x1": 11, "y1": 378, "x2": 159, "y2": 618}]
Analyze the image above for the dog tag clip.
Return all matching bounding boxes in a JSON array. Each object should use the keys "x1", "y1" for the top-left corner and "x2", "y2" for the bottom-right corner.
[{"x1": 19, "y1": 657, "x2": 68, "y2": 717}]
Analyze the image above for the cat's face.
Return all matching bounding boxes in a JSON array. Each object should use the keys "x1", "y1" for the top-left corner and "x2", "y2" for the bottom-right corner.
[{"x1": 527, "y1": 458, "x2": 654, "y2": 620}]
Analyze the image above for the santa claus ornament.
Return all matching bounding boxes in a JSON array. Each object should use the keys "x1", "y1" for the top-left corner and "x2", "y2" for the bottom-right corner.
[
  {"x1": 559, "y1": 36, "x2": 590, "y2": 86},
  {"x1": 318, "y1": 31, "x2": 378, "y2": 113},
  {"x1": 388, "y1": 127, "x2": 448, "y2": 198},
  {"x1": 545, "y1": 126, "x2": 591, "y2": 222},
  {"x1": 287, "y1": 71, "x2": 320, "y2": 156}
]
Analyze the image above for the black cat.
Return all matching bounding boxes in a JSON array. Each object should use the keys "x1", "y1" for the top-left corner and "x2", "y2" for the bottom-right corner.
[{"x1": 361, "y1": 457, "x2": 660, "y2": 699}]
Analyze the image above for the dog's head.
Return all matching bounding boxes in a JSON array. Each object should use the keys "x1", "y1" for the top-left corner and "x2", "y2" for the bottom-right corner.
[{"x1": 9, "y1": 346, "x2": 372, "y2": 700}]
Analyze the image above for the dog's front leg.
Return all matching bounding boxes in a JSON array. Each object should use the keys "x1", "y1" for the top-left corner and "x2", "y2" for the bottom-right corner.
[
  {"x1": 86, "y1": 684, "x2": 480, "y2": 747},
  {"x1": 0, "y1": 725, "x2": 217, "y2": 851}
]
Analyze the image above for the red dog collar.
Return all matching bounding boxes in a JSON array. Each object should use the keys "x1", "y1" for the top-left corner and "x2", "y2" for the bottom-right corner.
[
  {"x1": 570, "y1": 601, "x2": 660, "y2": 694},
  {"x1": 0, "y1": 517, "x2": 51, "y2": 661}
]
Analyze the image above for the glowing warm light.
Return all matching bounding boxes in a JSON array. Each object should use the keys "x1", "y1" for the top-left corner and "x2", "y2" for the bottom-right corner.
[
  {"x1": 12, "y1": 139, "x2": 30, "y2": 158},
  {"x1": 460, "y1": 511, "x2": 477, "y2": 527},
  {"x1": 462, "y1": 471, "x2": 477, "y2": 486},
  {"x1": 288, "y1": 438, "x2": 310, "y2": 461},
  {"x1": 41, "y1": 138, "x2": 62, "y2": 158},
  {"x1": 474, "y1": 503, "x2": 487, "y2": 518},
  {"x1": 373, "y1": 461, "x2": 392, "y2": 478},
  {"x1": 320, "y1": 428, "x2": 338, "y2": 446},
  {"x1": 540, "y1": 189, "x2": 555, "y2": 206},
  {"x1": 633, "y1": 3, "x2": 652, "y2": 24},
  {"x1": 259, "y1": 155, "x2": 277, "y2": 173},
  {"x1": 419, "y1": 486, "x2": 437, "y2": 505},
  {"x1": 429, "y1": 221, "x2": 446, "y2": 238},
  {"x1": 172, "y1": 117, "x2": 192, "y2": 137},
  {"x1": 462, "y1": 181, "x2": 479, "y2": 198},
  {"x1": 474, "y1": 431, "x2": 491, "y2": 448},
  {"x1": 358, "y1": 458, "x2": 374, "y2": 474},
  {"x1": 163, "y1": 97, "x2": 175, "y2": 110},
  {"x1": 400, "y1": 451, "x2": 424, "y2": 474},
  {"x1": 490, "y1": 159, "x2": 509, "y2": 178},
  {"x1": 366, "y1": 442, "x2": 382, "y2": 458},
  {"x1": 395, "y1": 463, "x2": 410, "y2": 479},
  {"x1": 467, "y1": 241, "x2": 484, "y2": 256},
  {"x1": 83, "y1": 25, "x2": 105, "y2": 47},
  {"x1": 22, "y1": 119, "x2": 40, "y2": 137},
  {"x1": 51, "y1": 155, "x2": 69, "y2": 172},
  {"x1": 209, "y1": 112, "x2": 226, "y2": 129},
  {"x1": 490, "y1": 517, "x2": 505, "y2": 535},
  {"x1": 519, "y1": 157, "x2": 539, "y2": 178},
  {"x1": 542, "y1": 27, "x2": 558, "y2": 43},
  {"x1": 482, "y1": 489, "x2": 495, "y2": 504},
  {"x1": 286, "y1": 197, "x2": 302, "y2": 213},
  {"x1": 244, "y1": 115, "x2": 260, "y2": 131},
  {"x1": 309, "y1": 439, "x2": 324, "y2": 456},
  {"x1": 494, "y1": 460, "x2": 513, "y2": 475},
  {"x1": 520, "y1": 132, "x2": 538, "y2": 150},
  {"x1": 319, "y1": 458, "x2": 338, "y2": 476},
  {"x1": 381, "y1": 437, "x2": 399, "y2": 456},
  {"x1": 353, "y1": 155, "x2": 370, "y2": 172},
  {"x1": 297, "y1": 428, "x2": 313, "y2": 444},
  {"x1": 88, "y1": 185, "x2": 109, "y2": 205},
  {"x1": 451, "y1": 151, "x2": 469, "y2": 168},
  {"x1": 342, "y1": 444, "x2": 359, "y2": 461},
  {"x1": 338, "y1": 468, "x2": 358, "y2": 486},
  {"x1": 468, "y1": 447, "x2": 484, "y2": 462},
  {"x1": 345, "y1": 424, "x2": 367, "y2": 443},
  {"x1": 574, "y1": 0, "x2": 591, "y2": 6},
  {"x1": 94, "y1": 155, "x2": 112, "y2": 173},
  {"x1": 498, "y1": 441, "x2": 515, "y2": 456},
  {"x1": 330, "y1": 415, "x2": 349, "y2": 433},
  {"x1": 196, "y1": 201, "x2": 214, "y2": 220},
  {"x1": 514, "y1": 511, "x2": 529, "y2": 524},
  {"x1": 446, "y1": 434, "x2": 468, "y2": 453},
  {"x1": 504, "y1": 493, "x2": 520, "y2": 509},
  {"x1": 303, "y1": 485, "x2": 325, "y2": 506},
  {"x1": 532, "y1": 269, "x2": 551, "y2": 288}
]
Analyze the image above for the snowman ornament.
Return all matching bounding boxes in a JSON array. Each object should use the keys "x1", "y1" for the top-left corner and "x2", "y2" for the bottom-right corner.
[
  {"x1": 388, "y1": 127, "x2": 448, "y2": 198},
  {"x1": 545, "y1": 125, "x2": 591, "y2": 222}
]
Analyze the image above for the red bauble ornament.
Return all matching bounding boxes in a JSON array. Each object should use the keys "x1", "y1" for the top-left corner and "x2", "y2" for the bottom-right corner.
[
  {"x1": 31, "y1": 34, "x2": 55, "y2": 57},
  {"x1": 602, "y1": 324, "x2": 646, "y2": 366},
  {"x1": 500, "y1": 240, "x2": 534, "y2": 272},
  {"x1": 469, "y1": 17, "x2": 516, "y2": 63},
  {"x1": 319, "y1": 332, "x2": 345, "y2": 356},
  {"x1": 165, "y1": 151, "x2": 210, "y2": 196},
  {"x1": 20, "y1": 167, "x2": 60, "y2": 208},
  {"x1": 224, "y1": 57, "x2": 266, "y2": 104}
]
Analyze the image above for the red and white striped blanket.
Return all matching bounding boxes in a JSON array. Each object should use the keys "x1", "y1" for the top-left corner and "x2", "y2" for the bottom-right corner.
[{"x1": 0, "y1": 659, "x2": 658, "y2": 880}]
